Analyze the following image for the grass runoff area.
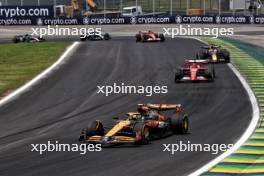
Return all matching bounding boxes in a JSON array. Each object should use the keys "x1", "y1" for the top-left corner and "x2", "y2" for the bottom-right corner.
[{"x1": 0, "y1": 42, "x2": 71, "y2": 97}]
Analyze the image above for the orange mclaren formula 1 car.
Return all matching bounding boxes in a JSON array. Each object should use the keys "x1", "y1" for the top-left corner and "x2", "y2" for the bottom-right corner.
[
  {"x1": 175, "y1": 59, "x2": 216, "y2": 82},
  {"x1": 79, "y1": 104, "x2": 189, "y2": 145},
  {"x1": 135, "y1": 31, "x2": 165, "y2": 42}
]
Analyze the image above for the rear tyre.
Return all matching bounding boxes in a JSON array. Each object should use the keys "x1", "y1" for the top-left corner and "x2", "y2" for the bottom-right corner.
[
  {"x1": 104, "y1": 33, "x2": 110, "y2": 40},
  {"x1": 222, "y1": 50, "x2": 230, "y2": 63},
  {"x1": 170, "y1": 113, "x2": 189, "y2": 134},
  {"x1": 159, "y1": 34, "x2": 165, "y2": 42},
  {"x1": 133, "y1": 122, "x2": 150, "y2": 145},
  {"x1": 212, "y1": 67, "x2": 216, "y2": 78},
  {"x1": 205, "y1": 66, "x2": 214, "y2": 81}
]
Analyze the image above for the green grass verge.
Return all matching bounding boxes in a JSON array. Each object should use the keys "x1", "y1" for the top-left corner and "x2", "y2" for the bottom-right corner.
[
  {"x1": 199, "y1": 37, "x2": 264, "y2": 175},
  {"x1": 0, "y1": 42, "x2": 71, "y2": 97}
]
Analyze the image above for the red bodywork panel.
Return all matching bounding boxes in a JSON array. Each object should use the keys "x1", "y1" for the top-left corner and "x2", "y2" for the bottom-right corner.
[
  {"x1": 142, "y1": 31, "x2": 160, "y2": 41},
  {"x1": 180, "y1": 60, "x2": 209, "y2": 81}
]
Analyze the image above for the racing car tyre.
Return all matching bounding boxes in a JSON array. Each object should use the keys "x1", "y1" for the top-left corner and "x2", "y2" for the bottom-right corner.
[
  {"x1": 12, "y1": 37, "x2": 19, "y2": 43},
  {"x1": 170, "y1": 114, "x2": 189, "y2": 134},
  {"x1": 143, "y1": 35, "x2": 149, "y2": 42},
  {"x1": 174, "y1": 69, "x2": 183, "y2": 83},
  {"x1": 104, "y1": 33, "x2": 110, "y2": 40},
  {"x1": 85, "y1": 120, "x2": 104, "y2": 137},
  {"x1": 38, "y1": 37, "x2": 45, "y2": 42},
  {"x1": 80, "y1": 34, "x2": 87, "y2": 41},
  {"x1": 205, "y1": 67, "x2": 214, "y2": 81},
  {"x1": 133, "y1": 122, "x2": 150, "y2": 145},
  {"x1": 210, "y1": 66, "x2": 216, "y2": 78},
  {"x1": 222, "y1": 50, "x2": 230, "y2": 63},
  {"x1": 136, "y1": 34, "x2": 141, "y2": 42},
  {"x1": 159, "y1": 34, "x2": 165, "y2": 42},
  {"x1": 197, "y1": 50, "x2": 207, "y2": 59},
  {"x1": 80, "y1": 37, "x2": 87, "y2": 41}
]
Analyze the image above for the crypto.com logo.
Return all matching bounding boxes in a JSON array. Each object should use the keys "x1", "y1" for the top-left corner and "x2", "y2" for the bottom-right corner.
[
  {"x1": 215, "y1": 15, "x2": 221, "y2": 24},
  {"x1": 83, "y1": 17, "x2": 90, "y2": 25},
  {"x1": 249, "y1": 16, "x2": 254, "y2": 24},
  {"x1": 130, "y1": 16, "x2": 137, "y2": 24},
  {"x1": 37, "y1": 18, "x2": 43, "y2": 25},
  {"x1": 175, "y1": 15, "x2": 182, "y2": 24}
]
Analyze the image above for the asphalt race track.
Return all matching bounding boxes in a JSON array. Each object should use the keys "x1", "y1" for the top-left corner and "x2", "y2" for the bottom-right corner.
[{"x1": 0, "y1": 38, "x2": 252, "y2": 176}]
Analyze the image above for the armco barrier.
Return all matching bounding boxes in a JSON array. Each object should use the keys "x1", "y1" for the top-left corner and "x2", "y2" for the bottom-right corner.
[{"x1": 1, "y1": 15, "x2": 264, "y2": 25}]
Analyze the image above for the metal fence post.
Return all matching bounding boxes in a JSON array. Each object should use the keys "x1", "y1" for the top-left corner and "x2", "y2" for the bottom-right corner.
[
  {"x1": 180, "y1": 0, "x2": 182, "y2": 9},
  {"x1": 244, "y1": 0, "x2": 246, "y2": 15},
  {"x1": 54, "y1": 0, "x2": 56, "y2": 17},
  {"x1": 120, "y1": 0, "x2": 123, "y2": 12},
  {"x1": 104, "y1": 0, "x2": 106, "y2": 17},
  {"x1": 204, "y1": 0, "x2": 206, "y2": 15},
  {"x1": 136, "y1": 0, "x2": 138, "y2": 15},
  {"x1": 186, "y1": 0, "x2": 189, "y2": 15},
  {"x1": 170, "y1": 0, "x2": 172, "y2": 15},
  {"x1": 232, "y1": 0, "x2": 235, "y2": 15},
  {"x1": 153, "y1": 0, "x2": 155, "y2": 15},
  {"x1": 218, "y1": 0, "x2": 221, "y2": 15}
]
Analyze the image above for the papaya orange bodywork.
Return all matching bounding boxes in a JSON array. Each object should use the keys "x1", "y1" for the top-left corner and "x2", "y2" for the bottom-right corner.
[{"x1": 105, "y1": 120, "x2": 132, "y2": 137}]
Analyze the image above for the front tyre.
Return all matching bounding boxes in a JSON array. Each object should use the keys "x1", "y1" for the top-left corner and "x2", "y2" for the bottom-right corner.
[
  {"x1": 134, "y1": 122, "x2": 150, "y2": 145},
  {"x1": 12, "y1": 37, "x2": 19, "y2": 43},
  {"x1": 85, "y1": 120, "x2": 104, "y2": 137},
  {"x1": 175, "y1": 69, "x2": 183, "y2": 83},
  {"x1": 80, "y1": 36, "x2": 87, "y2": 41},
  {"x1": 198, "y1": 49, "x2": 207, "y2": 59},
  {"x1": 136, "y1": 34, "x2": 141, "y2": 42}
]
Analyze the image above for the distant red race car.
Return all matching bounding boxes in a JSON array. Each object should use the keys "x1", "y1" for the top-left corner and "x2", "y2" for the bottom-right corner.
[
  {"x1": 136, "y1": 31, "x2": 165, "y2": 42},
  {"x1": 174, "y1": 60, "x2": 215, "y2": 83}
]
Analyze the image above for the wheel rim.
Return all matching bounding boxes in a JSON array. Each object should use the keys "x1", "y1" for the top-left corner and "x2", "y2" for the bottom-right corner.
[
  {"x1": 143, "y1": 127, "x2": 150, "y2": 140},
  {"x1": 183, "y1": 118, "x2": 188, "y2": 132}
]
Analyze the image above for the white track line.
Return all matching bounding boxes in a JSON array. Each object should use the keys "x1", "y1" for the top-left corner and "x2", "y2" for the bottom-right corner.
[
  {"x1": 0, "y1": 42, "x2": 79, "y2": 108},
  {"x1": 188, "y1": 38, "x2": 260, "y2": 176}
]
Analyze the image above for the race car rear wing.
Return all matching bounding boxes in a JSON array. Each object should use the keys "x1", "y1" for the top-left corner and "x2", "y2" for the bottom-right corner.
[
  {"x1": 138, "y1": 103, "x2": 182, "y2": 112},
  {"x1": 185, "y1": 59, "x2": 208, "y2": 64},
  {"x1": 201, "y1": 45, "x2": 220, "y2": 49}
]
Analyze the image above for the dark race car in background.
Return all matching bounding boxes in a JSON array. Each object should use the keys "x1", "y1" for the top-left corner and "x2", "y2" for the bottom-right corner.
[
  {"x1": 175, "y1": 59, "x2": 216, "y2": 83},
  {"x1": 196, "y1": 45, "x2": 230, "y2": 63},
  {"x1": 79, "y1": 103, "x2": 189, "y2": 146},
  {"x1": 80, "y1": 32, "x2": 111, "y2": 41},
  {"x1": 13, "y1": 34, "x2": 45, "y2": 43},
  {"x1": 136, "y1": 31, "x2": 165, "y2": 42}
]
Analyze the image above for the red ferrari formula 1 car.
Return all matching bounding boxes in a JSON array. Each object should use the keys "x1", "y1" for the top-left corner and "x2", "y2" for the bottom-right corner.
[
  {"x1": 174, "y1": 59, "x2": 215, "y2": 82},
  {"x1": 79, "y1": 104, "x2": 189, "y2": 146},
  {"x1": 135, "y1": 31, "x2": 165, "y2": 42}
]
